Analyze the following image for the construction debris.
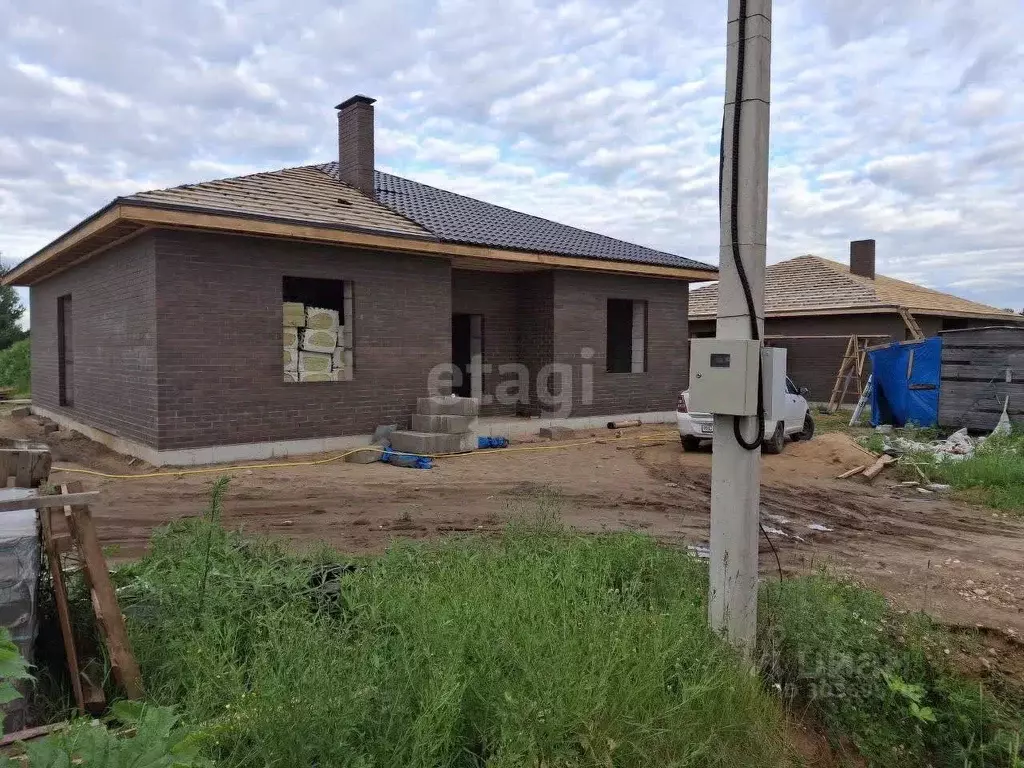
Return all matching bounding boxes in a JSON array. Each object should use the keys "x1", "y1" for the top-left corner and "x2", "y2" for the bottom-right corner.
[
  {"x1": 887, "y1": 427, "x2": 975, "y2": 462},
  {"x1": 863, "y1": 453, "x2": 897, "y2": 481},
  {"x1": 610, "y1": 422, "x2": 635, "y2": 433}
]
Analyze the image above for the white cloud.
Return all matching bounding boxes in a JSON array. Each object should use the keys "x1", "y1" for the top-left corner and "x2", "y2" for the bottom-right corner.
[{"x1": 1, "y1": 0, "x2": 1023, "y2": 313}]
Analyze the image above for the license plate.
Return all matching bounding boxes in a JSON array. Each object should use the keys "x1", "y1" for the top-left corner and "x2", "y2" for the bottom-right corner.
[{"x1": 700, "y1": 424, "x2": 714, "y2": 434}]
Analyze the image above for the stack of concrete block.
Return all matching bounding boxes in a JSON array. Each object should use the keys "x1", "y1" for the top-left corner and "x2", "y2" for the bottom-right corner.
[
  {"x1": 282, "y1": 302, "x2": 353, "y2": 382},
  {"x1": 283, "y1": 302, "x2": 303, "y2": 383},
  {"x1": 389, "y1": 396, "x2": 480, "y2": 455}
]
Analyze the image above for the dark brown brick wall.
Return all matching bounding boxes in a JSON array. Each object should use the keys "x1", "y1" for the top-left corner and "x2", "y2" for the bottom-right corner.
[
  {"x1": 516, "y1": 272, "x2": 554, "y2": 417},
  {"x1": 689, "y1": 313, "x2": 904, "y2": 403},
  {"x1": 551, "y1": 271, "x2": 689, "y2": 416},
  {"x1": 30, "y1": 234, "x2": 159, "y2": 444},
  {"x1": 29, "y1": 227, "x2": 708, "y2": 452},
  {"x1": 154, "y1": 230, "x2": 451, "y2": 449},
  {"x1": 451, "y1": 269, "x2": 518, "y2": 416}
]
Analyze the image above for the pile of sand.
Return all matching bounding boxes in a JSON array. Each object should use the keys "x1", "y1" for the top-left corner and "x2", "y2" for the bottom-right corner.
[{"x1": 786, "y1": 431, "x2": 877, "y2": 469}]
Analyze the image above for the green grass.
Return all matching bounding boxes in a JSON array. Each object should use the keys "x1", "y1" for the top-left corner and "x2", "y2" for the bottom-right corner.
[
  {"x1": 853, "y1": 425, "x2": 1024, "y2": 513},
  {"x1": 0, "y1": 337, "x2": 29, "y2": 396},
  {"x1": 761, "y1": 576, "x2": 1024, "y2": 767},
  {"x1": 66, "y1": 480, "x2": 1020, "y2": 767},
  {"x1": 910, "y1": 432, "x2": 1024, "y2": 513},
  {"x1": 113, "y1": 500, "x2": 786, "y2": 767},
  {"x1": 809, "y1": 409, "x2": 855, "y2": 434}
]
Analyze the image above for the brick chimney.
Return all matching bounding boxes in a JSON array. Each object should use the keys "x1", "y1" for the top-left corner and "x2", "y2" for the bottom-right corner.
[
  {"x1": 850, "y1": 239, "x2": 876, "y2": 280},
  {"x1": 335, "y1": 95, "x2": 376, "y2": 198}
]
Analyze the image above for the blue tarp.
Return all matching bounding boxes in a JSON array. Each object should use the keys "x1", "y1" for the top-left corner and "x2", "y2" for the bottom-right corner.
[{"x1": 868, "y1": 336, "x2": 942, "y2": 428}]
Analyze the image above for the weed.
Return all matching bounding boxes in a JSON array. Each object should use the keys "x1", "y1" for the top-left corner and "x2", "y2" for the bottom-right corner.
[
  {"x1": 1, "y1": 702, "x2": 211, "y2": 767},
  {"x1": 0, "y1": 626, "x2": 32, "y2": 705},
  {"x1": 918, "y1": 432, "x2": 1024, "y2": 513},
  {"x1": 115, "y1": 512, "x2": 786, "y2": 767},
  {"x1": 760, "y1": 575, "x2": 1024, "y2": 766},
  {"x1": 860, "y1": 432, "x2": 887, "y2": 454}
]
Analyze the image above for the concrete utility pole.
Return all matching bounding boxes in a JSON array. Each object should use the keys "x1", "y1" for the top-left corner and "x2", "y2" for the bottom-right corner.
[{"x1": 709, "y1": 0, "x2": 772, "y2": 656}]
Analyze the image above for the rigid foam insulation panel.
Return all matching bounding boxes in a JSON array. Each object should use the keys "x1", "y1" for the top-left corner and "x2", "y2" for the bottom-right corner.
[
  {"x1": 283, "y1": 370, "x2": 298, "y2": 383},
  {"x1": 299, "y1": 370, "x2": 340, "y2": 382},
  {"x1": 301, "y1": 328, "x2": 338, "y2": 354},
  {"x1": 298, "y1": 351, "x2": 332, "y2": 373},
  {"x1": 283, "y1": 348, "x2": 299, "y2": 368},
  {"x1": 306, "y1": 306, "x2": 340, "y2": 332},
  {"x1": 283, "y1": 302, "x2": 305, "y2": 327},
  {"x1": 282, "y1": 327, "x2": 299, "y2": 348}
]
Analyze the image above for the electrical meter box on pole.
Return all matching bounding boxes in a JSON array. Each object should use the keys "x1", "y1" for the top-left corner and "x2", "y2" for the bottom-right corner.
[{"x1": 689, "y1": 341, "x2": 788, "y2": 424}]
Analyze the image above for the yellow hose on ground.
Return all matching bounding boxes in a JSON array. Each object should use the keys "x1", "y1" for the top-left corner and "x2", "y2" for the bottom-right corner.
[{"x1": 50, "y1": 431, "x2": 677, "y2": 481}]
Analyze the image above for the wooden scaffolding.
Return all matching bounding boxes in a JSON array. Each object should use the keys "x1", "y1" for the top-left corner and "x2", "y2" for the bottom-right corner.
[{"x1": 825, "y1": 307, "x2": 926, "y2": 413}]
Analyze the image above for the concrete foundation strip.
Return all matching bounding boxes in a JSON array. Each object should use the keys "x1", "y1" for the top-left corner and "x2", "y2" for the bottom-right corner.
[{"x1": 49, "y1": 431, "x2": 678, "y2": 482}]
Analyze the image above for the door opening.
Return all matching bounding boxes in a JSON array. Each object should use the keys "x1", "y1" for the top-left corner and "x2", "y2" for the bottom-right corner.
[
  {"x1": 58, "y1": 294, "x2": 74, "y2": 407},
  {"x1": 452, "y1": 314, "x2": 483, "y2": 399}
]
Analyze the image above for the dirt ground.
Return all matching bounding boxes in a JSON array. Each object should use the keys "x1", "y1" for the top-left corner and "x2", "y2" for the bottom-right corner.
[{"x1": 4, "y1": 413, "x2": 1024, "y2": 648}]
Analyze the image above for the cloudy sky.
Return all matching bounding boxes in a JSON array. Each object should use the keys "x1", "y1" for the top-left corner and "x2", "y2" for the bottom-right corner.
[{"x1": 2, "y1": 0, "x2": 1023, "y2": 315}]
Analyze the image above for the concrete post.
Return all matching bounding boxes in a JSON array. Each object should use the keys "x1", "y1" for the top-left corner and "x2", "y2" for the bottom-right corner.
[{"x1": 709, "y1": 0, "x2": 772, "y2": 657}]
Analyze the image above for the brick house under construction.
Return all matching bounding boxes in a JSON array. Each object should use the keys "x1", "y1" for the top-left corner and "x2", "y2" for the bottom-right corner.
[
  {"x1": 6, "y1": 95, "x2": 717, "y2": 465},
  {"x1": 688, "y1": 240, "x2": 1024, "y2": 403}
]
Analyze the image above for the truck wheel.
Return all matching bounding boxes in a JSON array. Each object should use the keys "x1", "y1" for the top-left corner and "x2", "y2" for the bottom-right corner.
[
  {"x1": 762, "y1": 422, "x2": 785, "y2": 454},
  {"x1": 681, "y1": 436, "x2": 702, "y2": 452},
  {"x1": 797, "y1": 413, "x2": 815, "y2": 442}
]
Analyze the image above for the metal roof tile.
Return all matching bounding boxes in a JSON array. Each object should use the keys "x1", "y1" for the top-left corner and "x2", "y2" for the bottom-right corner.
[{"x1": 319, "y1": 163, "x2": 715, "y2": 271}]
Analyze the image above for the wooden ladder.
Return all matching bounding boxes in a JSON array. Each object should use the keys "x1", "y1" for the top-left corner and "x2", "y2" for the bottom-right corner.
[
  {"x1": 898, "y1": 307, "x2": 925, "y2": 340},
  {"x1": 827, "y1": 335, "x2": 868, "y2": 413}
]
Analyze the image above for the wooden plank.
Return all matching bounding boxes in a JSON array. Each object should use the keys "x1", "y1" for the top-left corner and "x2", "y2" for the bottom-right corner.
[
  {"x1": 28, "y1": 451, "x2": 51, "y2": 487},
  {"x1": 941, "y1": 363, "x2": 1019, "y2": 381},
  {"x1": 40, "y1": 507, "x2": 86, "y2": 714},
  {"x1": 942, "y1": 339, "x2": 1024, "y2": 350},
  {"x1": 863, "y1": 454, "x2": 896, "y2": 481},
  {"x1": 837, "y1": 465, "x2": 866, "y2": 479},
  {"x1": 0, "y1": 449, "x2": 51, "y2": 489},
  {"x1": 0, "y1": 492, "x2": 98, "y2": 513},
  {"x1": 60, "y1": 482, "x2": 144, "y2": 700},
  {"x1": 0, "y1": 722, "x2": 69, "y2": 747},
  {"x1": 939, "y1": 380, "x2": 1024, "y2": 394},
  {"x1": 15, "y1": 452, "x2": 32, "y2": 488},
  {"x1": 941, "y1": 348, "x2": 1024, "y2": 365}
]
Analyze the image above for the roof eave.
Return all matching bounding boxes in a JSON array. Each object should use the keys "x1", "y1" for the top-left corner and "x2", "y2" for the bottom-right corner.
[
  {"x1": 7, "y1": 202, "x2": 719, "y2": 286},
  {"x1": 3, "y1": 200, "x2": 124, "y2": 286},
  {"x1": 690, "y1": 305, "x2": 1024, "y2": 322}
]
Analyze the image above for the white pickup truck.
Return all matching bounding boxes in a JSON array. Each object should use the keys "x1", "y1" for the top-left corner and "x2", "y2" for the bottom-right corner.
[{"x1": 676, "y1": 377, "x2": 815, "y2": 454}]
